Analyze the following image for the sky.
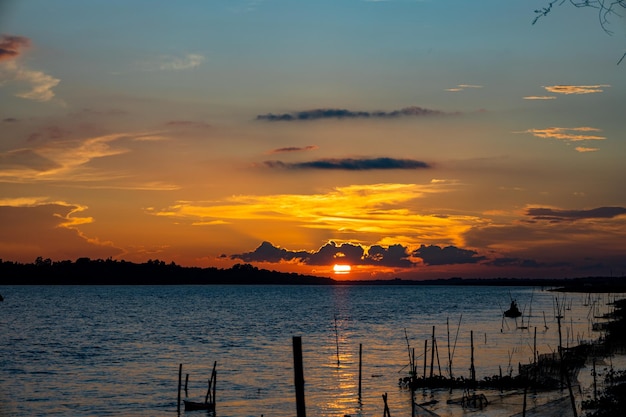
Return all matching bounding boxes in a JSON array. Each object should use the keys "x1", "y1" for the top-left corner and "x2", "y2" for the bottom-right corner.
[{"x1": 1, "y1": 0, "x2": 625, "y2": 280}]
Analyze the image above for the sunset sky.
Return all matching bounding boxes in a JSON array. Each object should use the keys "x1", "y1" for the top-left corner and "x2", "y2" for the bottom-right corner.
[{"x1": 1, "y1": 0, "x2": 625, "y2": 280}]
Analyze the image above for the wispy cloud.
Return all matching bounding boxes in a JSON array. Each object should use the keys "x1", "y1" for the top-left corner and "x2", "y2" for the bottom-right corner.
[
  {"x1": 0, "y1": 34, "x2": 60, "y2": 102},
  {"x1": 257, "y1": 106, "x2": 452, "y2": 121},
  {"x1": 518, "y1": 127, "x2": 605, "y2": 141},
  {"x1": 543, "y1": 84, "x2": 610, "y2": 95},
  {"x1": 268, "y1": 145, "x2": 318, "y2": 154},
  {"x1": 165, "y1": 120, "x2": 211, "y2": 128},
  {"x1": 140, "y1": 53, "x2": 205, "y2": 71},
  {"x1": 445, "y1": 84, "x2": 483, "y2": 92},
  {"x1": 575, "y1": 146, "x2": 599, "y2": 153},
  {"x1": 0, "y1": 132, "x2": 159, "y2": 182},
  {"x1": 13, "y1": 64, "x2": 61, "y2": 101},
  {"x1": 263, "y1": 157, "x2": 430, "y2": 170},
  {"x1": 0, "y1": 200, "x2": 122, "y2": 262},
  {"x1": 523, "y1": 96, "x2": 556, "y2": 100},
  {"x1": 148, "y1": 182, "x2": 478, "y2": 250}
]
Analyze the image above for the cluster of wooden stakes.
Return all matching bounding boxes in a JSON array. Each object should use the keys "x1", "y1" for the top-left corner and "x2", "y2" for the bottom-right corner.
[{"x1": 177, "y1": 301, "x2": 590, "y2": 417}]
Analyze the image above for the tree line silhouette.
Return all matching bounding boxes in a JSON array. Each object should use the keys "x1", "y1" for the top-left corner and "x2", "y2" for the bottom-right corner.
[{"x1": 0, "y1": 257, "x2": 335, "y2": 285}]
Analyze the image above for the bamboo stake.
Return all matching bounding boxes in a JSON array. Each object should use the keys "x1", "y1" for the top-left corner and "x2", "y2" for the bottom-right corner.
[
  {"x1": 334, "y1": 315, "x2": 340, "y2": 366},
  {"x1": 470, "y1": 330, "x2": 476, "y2": 383},
  {"x1": 447, "y1": 317, "x2": 452, "y2": 378},
  {"x1": 358, "y1": 343, "x2": 362, "y2": 398},
  {"x1": 423, "y1": 339, "x2": 428, "y2": 379},
  {"x1": 430, "y1": 326, "x2": 435, "y2": 378},
  {"x1": 177, "y1": 363, "x2": 182, "y2": 414},
  {"x1": 382, "y1": 393, "x2": 391, "y2": 417}
]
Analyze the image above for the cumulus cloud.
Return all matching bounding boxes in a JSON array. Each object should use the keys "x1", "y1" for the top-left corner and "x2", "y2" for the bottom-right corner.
[
  {"x1": 0, "y1": 34, "x2": 60, "y2": 102},
  {"x1": 263, "y1": 157, "x2": 430, "y2": 170},
  {"x1": 231, "y1": 241, "x2": 414, "y2": 268},
  {"x1": 526, "y1": 206, "x2": 626, "y2": 222},
  {"x1": 256, "y1": 106, "x2": 451, "y2": 121},
  {"x1": 231, "y1": 241, "x2": 486, "y2": 269},
  {"x1": 412, "y1": 244, "x2": 485, "y2": 265},
  {"x1": 268, "y1": 145, "x2": 318, "y2": 154},
  {"x1": 543, "y1": 84, "x2": 610, "y2": 94}
]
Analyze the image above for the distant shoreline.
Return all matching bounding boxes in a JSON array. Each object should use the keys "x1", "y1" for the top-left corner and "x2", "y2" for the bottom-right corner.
[{"x1": 2, "y1": 258, "x2": 625, "y2": 291}]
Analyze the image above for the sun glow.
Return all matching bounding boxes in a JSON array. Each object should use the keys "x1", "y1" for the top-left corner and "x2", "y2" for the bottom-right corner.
[{"x1": 333, "y1": 264, "x2": 351, "y2": 274}]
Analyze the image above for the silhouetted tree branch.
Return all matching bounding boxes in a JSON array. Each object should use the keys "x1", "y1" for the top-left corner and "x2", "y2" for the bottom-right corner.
[{"x1": 533, "y1": 0, "x2": 626, "y2": 64}]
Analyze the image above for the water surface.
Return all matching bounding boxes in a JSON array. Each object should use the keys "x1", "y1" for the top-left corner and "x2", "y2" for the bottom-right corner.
[{"x1": 0, "y1": 285, "x2": 618, "y2": 416}]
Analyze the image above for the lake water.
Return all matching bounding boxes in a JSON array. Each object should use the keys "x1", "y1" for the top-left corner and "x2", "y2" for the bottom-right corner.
[{"x1": 0, "y1": 285, "x2": 621, "y2": 417}]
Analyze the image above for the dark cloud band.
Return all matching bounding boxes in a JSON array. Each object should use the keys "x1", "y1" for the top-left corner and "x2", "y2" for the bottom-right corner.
[
  {"x1": 257, "y1": 106, "x2": 449, "y2": 121},
  {"x1": 527, "y1": 206, "x2": 626, "y2": 222},
  {"x1": 264, "y1": 157, "x2": 430, "y2": 170}
]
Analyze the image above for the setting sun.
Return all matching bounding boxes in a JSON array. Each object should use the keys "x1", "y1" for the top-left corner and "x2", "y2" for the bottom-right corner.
[{"x1": 333, "y1": 264, "x2": 351, "y2": 274}]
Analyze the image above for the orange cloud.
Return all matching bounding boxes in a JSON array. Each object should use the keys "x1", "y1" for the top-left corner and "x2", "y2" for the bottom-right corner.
[
  {"x1": 575, "y1": 146, "x2": 599, "y2": 153},
  {"x1": 543, "y1": 84, "x2": 610, "y2": 94},
  {"x1": 523, "y1": 96, "x2": 556, "y2": 100},
  {"x1": 148, "y1": 182, "x2": 484, "y2": 249},
  {"x1": 518, "y1": 127, "x2": 605, "y2": 141}
]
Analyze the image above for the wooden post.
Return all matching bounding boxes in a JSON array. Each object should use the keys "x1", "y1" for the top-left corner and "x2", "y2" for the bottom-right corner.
[
  {"x1": 470, "y1": 331, "x2": 476, "y2": 383},
  {"x1": 593, "y1": 358, "x2": 597, "y2": 401},
  {"x1": 423, "y1": 339, "x2": 428, "y2": 379},
  {"x1": 177, "y1": 363, "x2": 182, "y2": 414},
  {"x1": 334, "y1": 315, "x2": 340, "y2": 366},
  {"x1": 533, "y1": 326, "x2": 537, "y2": 393},
  {"x1": 430, "y1": 326, "x2": 435, "y2": 378},
  {"x1": 184, "y1": 374, "x2": 189, "y2": 397},
  {"x1": 293, "y1": 336, "x2": 306, "y2": 417},
  {"x1": 447, "y1": 317, "x2": 452, "y2": 379},
  {"x1": 358, "y1": 343, "x2": 362, "y2": 398}
]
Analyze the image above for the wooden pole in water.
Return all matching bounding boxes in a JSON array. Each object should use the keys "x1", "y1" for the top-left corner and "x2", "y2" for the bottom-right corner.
[
  {"x1": 593, "y1": 358, "x2": 597, "y2": 401},
  {"x1": 334, "y1": 315, "x2": 340, "y2": 366},
  {"x1": 382, "y1": 393, "x2": 391, "y2": 417},
  {"x1": 470, "y1": 331, "x2": 476, "y2": 383},
  {"x1": 423, "y1": 339, "x2": 428, "y2": 379},
  {"x1": 447, "y1": 317, "x2": 452, "y2": 378},
  {"x1": 358, "y1": 343, "x2": 362, "y2": 398},
  {"x1": 293, "y1": 336, "x2": 307, "y2": 417},
  {"x1": 177, "y1": 363, "x2": 182, "y2": 414},
  {"x1": 430, "y1": 326, "x2": 435, "y2": 378},
  {"x1": 533, "y1": 326, "x2": 537, "y2": 392},
  {"x1": 184, "y1": 374, "x2": 189, "y2": 397}
]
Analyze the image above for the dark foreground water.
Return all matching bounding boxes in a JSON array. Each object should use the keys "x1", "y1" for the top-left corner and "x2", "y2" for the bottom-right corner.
[{"x1": 0, "y1": 285, "x2": 620, "y2": 416}]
